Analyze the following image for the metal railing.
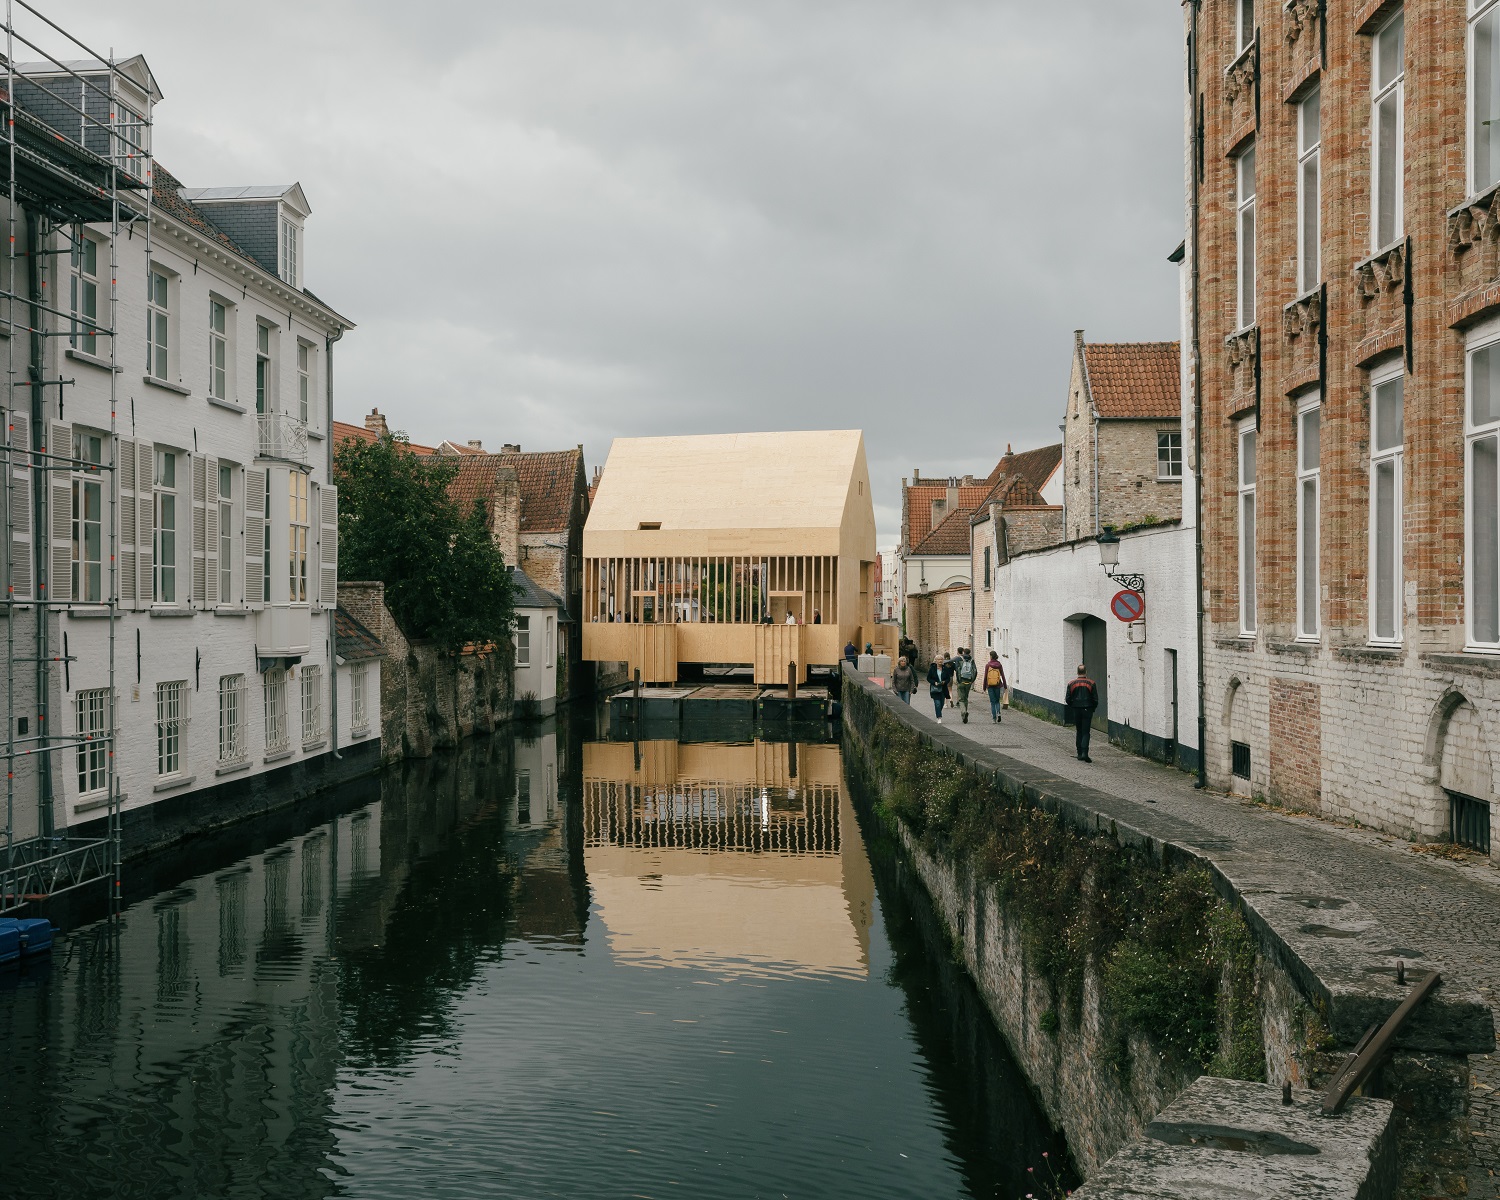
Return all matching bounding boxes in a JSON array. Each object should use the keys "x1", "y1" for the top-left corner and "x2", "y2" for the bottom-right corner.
[{"x1": 257, "y1": 412, "x2": 309, "y2": 464}]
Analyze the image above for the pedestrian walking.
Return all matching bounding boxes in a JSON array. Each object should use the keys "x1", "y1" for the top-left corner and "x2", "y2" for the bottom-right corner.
[
  {"x1": 954, "y1": 647, "x2": 977, "y2": 724},
  {"x1": 843, "y1": 639, "x2": 858, "y2": 666},
  {"x1": 1065, "y1": 664, "x2": 1099, "y2": 762},
  {"x1": 891, "y1": 655, "x2": 915, "y2": 705},
  {"x1": 983, "y1": 651, "x2": 1007, "y2": 722},
  {"x1": 927, "y1": 655, "x2": 952, "y2": 722}
]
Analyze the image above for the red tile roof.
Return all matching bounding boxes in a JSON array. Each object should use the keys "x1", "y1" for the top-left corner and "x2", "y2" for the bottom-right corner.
[
  {"x1": 1082, "y1": 341, "x2": 1181, "y2": 419},
  {"x1": 447, "y1": 455, "x2": 511, "y2": 519},
  {"x1": 904, "y1": 483, "x2": 992, "y2": 550},
  {"x1": 332, "y1": 420, "x2": 438, "y2": 456},
  {"x1": 496, "y1": 448, "x2": 585, "y2": 534},
  {"x1": 911, "y1": 505, "x2": 975, "y2": 555}
]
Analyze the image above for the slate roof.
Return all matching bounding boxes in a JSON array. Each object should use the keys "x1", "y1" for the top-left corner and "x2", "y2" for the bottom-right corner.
[
  {"x1": 510, "y1": 566, "x2": 564, "y2": 611},
  {"x1": 497, "y1": 448, "x2": 584, "y2": 534},
  {"x1": 334, "y1": 607, "x2": 385, "y2": 661},
  {"x1": 447, "y1": 455, "x2": 511, "y2": 519},
  {"x1": 1082, "y1": 341, "x2": 1182, "y2": 419},
  {"x1": 332, "y1": 421, "x2": 438, "y2": 456},
  {"x1": 154, "y1": 164, "x2": 244, "y2": 256}
]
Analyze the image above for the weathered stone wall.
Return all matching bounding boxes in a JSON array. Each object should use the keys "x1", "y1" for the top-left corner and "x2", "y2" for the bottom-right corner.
[
  {"x1": 906, "y1": 584, "x2": 970, "y2": 667},
  {"x1": 338, "y1": 581, "x2": 514, "y2": 762},
  {"x1": 1095, "y1": 420, "x2": 1183, "y2": 531},
  {"x1": 841, "y1": 668, "x2": 1490, "y2": 1195}
]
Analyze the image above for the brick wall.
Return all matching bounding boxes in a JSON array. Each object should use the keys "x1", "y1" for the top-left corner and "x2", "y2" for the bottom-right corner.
[
  {"x1": 1269, "y1": 675, "x2": 1322, "y2": 810},
  {"x1": 1097, "y1": 421, "x2": 1184, "y2": 530},
  {"x1": 1194, "y1": 0, "x2": 1500, "y2": 856}
]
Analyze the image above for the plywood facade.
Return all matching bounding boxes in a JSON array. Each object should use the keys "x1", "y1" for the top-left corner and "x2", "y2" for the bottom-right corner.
[{"x1": 582, "y1": 431, "x2": 877, "y2": 683}]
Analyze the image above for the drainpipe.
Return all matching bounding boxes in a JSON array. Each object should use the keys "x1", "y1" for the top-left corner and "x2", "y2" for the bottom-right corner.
[
  {"x1": 27, "y1": 217, "x2": 52, "y2": 835},
  {"x1": 1188, "y1": 0, "x2": 1208, "y2": 789},
  {"x1": 326, "y1": 325, "x2": 344, "y2": 759}
]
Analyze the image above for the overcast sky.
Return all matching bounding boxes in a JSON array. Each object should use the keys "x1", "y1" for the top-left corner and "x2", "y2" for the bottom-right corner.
[{"x1": 64, "y1": 0, "x2": 1185, "y2": 544}]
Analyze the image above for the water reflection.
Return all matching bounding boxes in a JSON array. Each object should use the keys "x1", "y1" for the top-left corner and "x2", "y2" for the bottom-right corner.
[{"x1": 0, "y1": 718, "x2": 1067, "y2": 1200}]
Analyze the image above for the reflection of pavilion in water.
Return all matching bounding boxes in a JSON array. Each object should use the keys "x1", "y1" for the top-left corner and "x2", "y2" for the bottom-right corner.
[{"x1": 582, "y1": 741, "x2": 874, "y2": 981}]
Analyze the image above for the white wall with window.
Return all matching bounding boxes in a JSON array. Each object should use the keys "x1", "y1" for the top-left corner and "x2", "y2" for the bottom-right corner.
[
  {"x1": 301, "y1": 665, "x2": 323, "y2": 745},
  {"x1": 1370, "y1": 364, "x2": 1405, "y2": 643},
  {"x1": 1238, "y1": 421, "x2": 1257, "y2": 636},
  {"x1": 1297, "y1": 88, "x2": 1321, "y2": 294},
  {"x1": 75, "y1": 688, "x2": 110, "y2": 798},
  {"x1": 156, "y1": 680, "x2": 187, "y2": 779},
  {"x1": 512, "y1": 569, "x2": 562, "y2": 716},
  {"x1": 219, "y1": 674, "x2": 247, "y2": 765},
  {"x1": 1372, "y1": 11, "x2": 1405, "y2": 252},
  {"x1": 153, "y1": 446, "x2": 179, "y2": 605},
  {"x1": 264, "y1": 668, "x2": 290, "y2": 754},
  {"x1": 1236, "y1": 145, "x2": 1256, "y2": 329},
  {"x1": 1296, "y1": 397, "x2": 1321, "y2": 640},
  {"x1": 1157, "y1": 431, "x2": 1183, "y2": 480},
  {"x1": 146, "y1": 264, "x2": 175, "y2": 383}
]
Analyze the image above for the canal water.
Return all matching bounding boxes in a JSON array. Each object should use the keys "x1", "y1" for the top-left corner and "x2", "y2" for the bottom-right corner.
[{"x1": 0, "y1": 718, "x2": 1070, "y2": 1200}]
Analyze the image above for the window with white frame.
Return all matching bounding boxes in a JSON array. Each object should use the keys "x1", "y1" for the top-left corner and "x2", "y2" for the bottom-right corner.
[
  {"x1": 1236, "y1": 145, "x2": 1256, "y2": 328},
  {"x1": 1238, "y1": 421, "x2": 1257, "y2": 635},
  {"x1": 281, "y1": 219, "x2": 299, "y2": 287},
  {"x1": 289, "y1": 471, "x2": 309, "y2": 602},
  {"x1": 153, "y1": 447, "x2": 178, "y2": 603},
  {"x1": 1298, "y1": 88, "x2": 1321, "y2": 293},
  {"x1": 1372, "y1": 10, "x2": 1405, "y2": 251},
  {"x1": 209, "y1": 299, "x2": 229, "y2": 401},
  {"x1": 1474, "y1": 0, "x2": 1500, "y2": 196},
  {"x1": 219, "y1": 674, "x2": 246, "y2": 764},
  {"x1": 1157, "y1": 431, "x2": 1183, "y2": 480},
  {"x1": 302, "y1": 665, "x2": 322, "y2": 743},
  {"x1": 70, "y1": 235, "x2": 99, "y2": 354},
  {"x1": 516, "y1": 616, "x2": 531, "y2": 666},
  {"x1": 146, "y1": 267, "x2": 170, "y2": 380},
  {"x1": 1296, "y1": 398, "x2": 1321, "y2": 640},
  {"x1": 265, "y1": 668, "x2": 289, "y2": 752},
  {"x1": 546, "y1": 616, "x2": 556, "y2": 665},
  {"x1": 115, "y1": 105, "x2": 146, "y2": 180},
  {"x1": 297, "y1": 342, "x2": 312, "y2": 425},
  {"x1": 72, "y1": 428, "x2": 103, "y2": 603},
  {"x1": 1370, "y1": 366, "x2": 1405, "y2": 642},
  {"x1": 75, "y1": 687, "x2": 109, "y2": 795},
  {"x1": 351, "y1": 662, "x2": 368, "y2": 731},
  {"x1": 1467, "y1": 334, "x2": 1500, "y2": 646},
  {"x1": 255, "y1": 324, "x2": 272, "y2": 414},
  {"x1": 156, "y1": 680, "x2": 186, "y2": 777},
  {"x1": 1237, "y1": 0, "x2": 1255, "y2": 53},
  {"x1": 218, "y1": 462, "x2": 235, "y2": 604}
]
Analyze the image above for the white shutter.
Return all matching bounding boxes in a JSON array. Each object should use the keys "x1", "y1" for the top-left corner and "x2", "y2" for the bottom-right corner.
[
  {"x1": 135, "y1": 442, "x2": 153, "y2": 604},
  {"x1": 204, "y1": 456, "x2": 219, "y2": 607},
  {"x1": 191, "y1": 454, "x2": 207, "y2": 606},
  {"x1": 318, "y1": 483, "x2": 337, "y2": 610},
  {"x1": 48, "y1": 421, "x2": 72, "y2": 604},
  {"x1": 9, "y1": 411, "x2": 32, "y2": 601},
  {"x1": 117, "y1": 436, "x2": 137, "y2": 606},
  {"x1": 245, "y1": 465, "x2": 265, "y2": 610}
]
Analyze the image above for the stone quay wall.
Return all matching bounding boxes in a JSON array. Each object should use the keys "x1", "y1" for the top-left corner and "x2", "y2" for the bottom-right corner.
[{"x1": 840, "y1": 666, "x2": 1492, "y2": 1195}]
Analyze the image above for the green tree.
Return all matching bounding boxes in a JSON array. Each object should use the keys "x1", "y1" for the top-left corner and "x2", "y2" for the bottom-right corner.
[{"x1": 335, "y1": 432, "x2": 515, "y2": 649}]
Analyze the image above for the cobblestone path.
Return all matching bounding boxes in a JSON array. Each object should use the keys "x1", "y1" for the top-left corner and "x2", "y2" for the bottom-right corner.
[{"x1": 924, "y1": 698, "x2": 1500, "y2": 1196}]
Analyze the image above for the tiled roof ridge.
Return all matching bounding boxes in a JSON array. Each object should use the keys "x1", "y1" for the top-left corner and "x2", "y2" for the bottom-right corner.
[
  {"x1": 1081, "y1": 340, "x2": 1182, "y2": 420},
  {"x1": 912, "y1": 504, "x2": 975, "y2": 555}
]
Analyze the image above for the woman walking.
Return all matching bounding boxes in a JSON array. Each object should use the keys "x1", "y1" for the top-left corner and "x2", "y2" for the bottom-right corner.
[
  {"x1": 983, "y1": 650, "x2": 1007, "y2": 723},
  {"x1": 927, "y1": 654, "x2": 952, "y2": 723},
  {"x1": 891, "y1": 655, "x2": 916, "y2": 704}
]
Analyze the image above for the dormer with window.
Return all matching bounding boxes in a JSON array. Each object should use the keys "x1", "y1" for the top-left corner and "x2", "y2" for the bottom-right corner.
[
  {"x1": 11, "y1": 53, "x2": 159, "y2": 181},
  {"x1": 177, "y1": 183, "x2": 311, "y2": 289}
]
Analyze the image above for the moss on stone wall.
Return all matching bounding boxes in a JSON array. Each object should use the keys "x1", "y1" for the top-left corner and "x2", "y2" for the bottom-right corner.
[{"x1": 845, "y1": 681, "x2": 1266, "y2": 1081}]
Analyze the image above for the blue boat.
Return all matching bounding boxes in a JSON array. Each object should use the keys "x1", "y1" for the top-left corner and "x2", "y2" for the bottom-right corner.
[
  {"x1": 0, "y1": 920, "x2": 18, "y2": 965},
  {"x1": 16, "y1": 919, "x2": 53, "y2": 957}
]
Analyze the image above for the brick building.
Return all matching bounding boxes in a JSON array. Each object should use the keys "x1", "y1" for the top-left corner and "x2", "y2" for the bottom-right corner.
[
  {"x1": 1190, "y1": 0, "x2": 1498, "y2": 857},
  {"x1": 1061, "y1": 334, "x2": 1185, "y2": 541}
]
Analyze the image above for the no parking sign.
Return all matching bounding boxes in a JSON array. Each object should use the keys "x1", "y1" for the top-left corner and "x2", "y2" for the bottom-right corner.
[{"x1": 1110, "y1": 589, "x2": 1145, "y2": 623}]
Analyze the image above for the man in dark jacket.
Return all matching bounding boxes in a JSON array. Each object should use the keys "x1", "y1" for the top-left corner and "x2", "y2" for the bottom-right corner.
[
  {"x1": 843, "y1": 640, "x2": 858, "y2": 666},
  {"x1": 1065, "y1": 664, "x2": 1099, "y2": 762}
]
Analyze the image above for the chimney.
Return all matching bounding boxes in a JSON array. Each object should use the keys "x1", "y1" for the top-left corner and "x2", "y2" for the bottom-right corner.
[
  {"x1": 962, "y1": 474, "x2": 974, "y2": 486},
  {"x1": 364, "y1": 408, "x2": 389, "y2": 436},
  {"x1": 467, "y1": 439, "x2": 483, "y2": 451},
  {"x1": 946, "y1": 483, "x2": 959, "y2": 511},
  {"x1": 913, "y1": 468, "x2": 920, "y2": 482},
  {"x1": 501, "y1": 443, "x2": 521, "y2": 454}
]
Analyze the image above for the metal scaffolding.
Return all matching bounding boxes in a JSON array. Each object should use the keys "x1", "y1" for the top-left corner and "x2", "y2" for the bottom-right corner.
[{"x1": 0, "y1": 0, "x2": 152, "y2": 913}]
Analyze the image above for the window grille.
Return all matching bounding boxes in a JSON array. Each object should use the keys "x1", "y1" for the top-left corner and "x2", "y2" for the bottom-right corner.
[
  {"x1": 219, "y1": 674, "x2": 246, "y2": 764},
  {"x1": 75, "y1": 688, "x2": 109, "y2": 794},
  {"x1": 351, "y1": 663, "x2": 368, "y2": 731},
  {"x1": 265, "y1": 668, "x2": 289, "y2": 752},
  {"x1": 1231, "y1": 740, "x2": 1251, "y2": 780},
  {"x1": 156, "y1": 680, "x2": 186, "y2": 777},
  {"x1": 1449, "y1": 790, "x2": 1491, "y2": 855},
  {"x1": 302, "y1": 665, "x2": 322, "y2": 743}
]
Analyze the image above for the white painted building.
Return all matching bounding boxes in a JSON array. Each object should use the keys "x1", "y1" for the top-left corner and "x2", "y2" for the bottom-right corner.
[
  {"x1": 877, "y1": 547, "x2": 899, "y2": 621},
  {"x1": 3, "y1": 54, "x2": 364, "y2": 853},
  {"x1": 511, "y1": 568, "x2": 562, "y2": 717}
]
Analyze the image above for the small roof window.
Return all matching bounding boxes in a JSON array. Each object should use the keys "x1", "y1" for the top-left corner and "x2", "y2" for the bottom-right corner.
[{"x1": 638, "y1": 521, "x2": 661, "y2": 530}]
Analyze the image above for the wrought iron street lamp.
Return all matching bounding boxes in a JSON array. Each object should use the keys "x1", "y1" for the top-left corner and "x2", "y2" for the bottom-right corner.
[{"x1": 1096, "y1": 528, "x2": 1145, "y2": 594}]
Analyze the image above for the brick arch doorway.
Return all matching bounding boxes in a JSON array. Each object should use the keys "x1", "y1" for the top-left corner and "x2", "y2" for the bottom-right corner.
[{"x1": 1064, "y1": 613, "x2": 1108, "y2": 732}]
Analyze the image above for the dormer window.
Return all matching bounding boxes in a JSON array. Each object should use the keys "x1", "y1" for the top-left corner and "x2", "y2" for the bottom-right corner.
[
  {"x1": 115, "y1": 106, "x2": 147, "y2": 180},
  {"x1": 280, "y1": 218, "x2": 299, "y2": 287}
]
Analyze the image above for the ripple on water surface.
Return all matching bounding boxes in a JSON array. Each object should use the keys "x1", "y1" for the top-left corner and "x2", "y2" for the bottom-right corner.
[{"x1": 0, "y1": 731, "x2": 1069, "y2": 1200}]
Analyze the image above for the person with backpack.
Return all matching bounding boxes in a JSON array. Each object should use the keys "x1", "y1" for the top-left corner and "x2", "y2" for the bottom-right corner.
[
  {"x1": 1065, "y1": 664, "x2": 1100, "y2": 762},
  {"x1": 983, "y1": 651, "x2": 1007, "y2": 723},
  {"x1": 926, "y1": 655, "x2": 952, "y2": 722},
  {"x1": 954, "y1": 648, "x2": 978, "y2": 723}
]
